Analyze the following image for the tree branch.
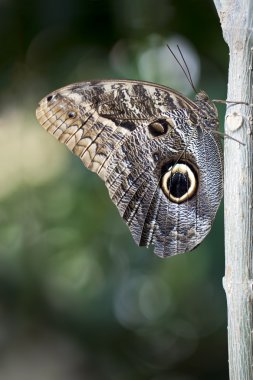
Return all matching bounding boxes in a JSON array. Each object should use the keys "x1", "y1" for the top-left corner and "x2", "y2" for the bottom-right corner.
[{"x1": 213, "y1": 0, "x2": 253, "y2": 379}]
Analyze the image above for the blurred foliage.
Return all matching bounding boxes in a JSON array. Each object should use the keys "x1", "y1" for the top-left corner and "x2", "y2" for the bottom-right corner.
[{"x1": 0, "y1": 0, "x2": 229, "y2": 379}]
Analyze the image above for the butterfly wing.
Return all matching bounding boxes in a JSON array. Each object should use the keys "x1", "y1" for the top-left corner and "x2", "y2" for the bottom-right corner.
[{"x1": 36, "y1": 80, "x2": 223, "y2": 257}]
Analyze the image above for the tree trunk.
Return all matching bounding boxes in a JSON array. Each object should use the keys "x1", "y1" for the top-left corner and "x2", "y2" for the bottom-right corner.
[{"x1": 213, "y1": 1, "x2": 253, "y2": 379}]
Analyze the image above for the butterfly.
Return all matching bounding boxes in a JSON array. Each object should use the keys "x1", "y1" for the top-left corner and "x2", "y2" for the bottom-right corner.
[{"x1": 36, "y1": 79, "x2": 223, "y2": 258}]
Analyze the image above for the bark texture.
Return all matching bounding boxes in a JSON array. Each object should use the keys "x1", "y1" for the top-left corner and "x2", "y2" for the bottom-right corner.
[{"x1": 213, "y1": 1, "x2": 253, "y2": 379}]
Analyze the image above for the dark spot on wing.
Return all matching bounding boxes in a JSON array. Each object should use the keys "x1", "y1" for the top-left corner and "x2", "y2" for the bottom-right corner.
[
  {"x1": 102, "y1": 116, "x2": 137, "y2": 131},
  {"x1": 132, "y1": 84, "x2": 148, "y2": 99},
  {"x1": 164, "y1": 92, "x2": 177, "y2": 109},
  {"x1": 119, "y1": 121, "x2": 136, "y2": 131}
]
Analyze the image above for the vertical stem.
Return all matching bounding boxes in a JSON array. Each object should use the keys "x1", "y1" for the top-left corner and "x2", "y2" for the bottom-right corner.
[{"x1": 213, "y1": 1, "x2": 253, "y2": 379}]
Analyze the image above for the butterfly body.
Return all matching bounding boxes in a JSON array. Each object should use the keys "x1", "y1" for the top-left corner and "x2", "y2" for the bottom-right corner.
[{"x1": 36, "y1": 80, "x2": 223, "y2": 258}]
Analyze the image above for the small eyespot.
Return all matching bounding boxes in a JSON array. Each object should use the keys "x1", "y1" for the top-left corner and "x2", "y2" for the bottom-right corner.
[
  {"x1": 47, "y1": 95, "x2": 53, "y2": 102},
  {"x1": 148, "y1": 119, "x2": 168, "y2": 137},
  {"x1": 161, "y1": 162, "x2": 198, "y2": 203},
  {"x1": 148, "y1": 118, "x2": 174, "y2": 138},
  {"x1": 68, "y1": 111, "x2": 76, "y2": 119}
]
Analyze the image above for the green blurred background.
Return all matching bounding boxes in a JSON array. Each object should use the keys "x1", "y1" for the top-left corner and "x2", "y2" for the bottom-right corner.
[{"x1": 0, "y1": 0, "x2": 228, "y2": 379}]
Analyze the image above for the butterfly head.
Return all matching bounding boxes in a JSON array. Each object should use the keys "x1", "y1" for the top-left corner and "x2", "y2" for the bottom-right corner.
[{"x1": 195, "y1": 90, "x2": 219, "y2": 124}]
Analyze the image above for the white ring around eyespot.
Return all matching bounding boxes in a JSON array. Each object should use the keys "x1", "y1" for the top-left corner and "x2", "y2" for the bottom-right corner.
[{"x1": 161, "y1": 163, "x2": 197, "y2": 204}]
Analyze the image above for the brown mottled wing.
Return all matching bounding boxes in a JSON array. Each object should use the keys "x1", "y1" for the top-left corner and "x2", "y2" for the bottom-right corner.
[{"x1": 36, "y1": 80, "x2": 223, "y2": 258}]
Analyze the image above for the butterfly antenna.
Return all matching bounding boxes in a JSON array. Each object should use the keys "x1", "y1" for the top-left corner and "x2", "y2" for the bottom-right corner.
[
  {"x1": 167, "y1": 44, "x2": 198, "y2": 94},
  {"x1": 176, "y1": 45, "x2": 198, "y2": 94}
]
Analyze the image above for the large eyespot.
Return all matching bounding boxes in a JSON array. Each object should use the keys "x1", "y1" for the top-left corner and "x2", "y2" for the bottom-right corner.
[
  {"x1": 161, "y1": 162, "x2": 197, "y2": 203},
  {"x1": 148, "y1": 118, "x2": 174, "y2": 137}
]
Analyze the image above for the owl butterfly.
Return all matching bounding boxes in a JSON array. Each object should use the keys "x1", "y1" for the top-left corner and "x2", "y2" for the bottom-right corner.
[{"x1": 36, "y1": 79, "x2": 223, "y2": 258}]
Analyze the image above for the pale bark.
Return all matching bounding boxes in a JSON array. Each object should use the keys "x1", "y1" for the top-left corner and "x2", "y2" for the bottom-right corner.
[{"x1": 213, "y1": 1, "x2": 253, "y2": 379}]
